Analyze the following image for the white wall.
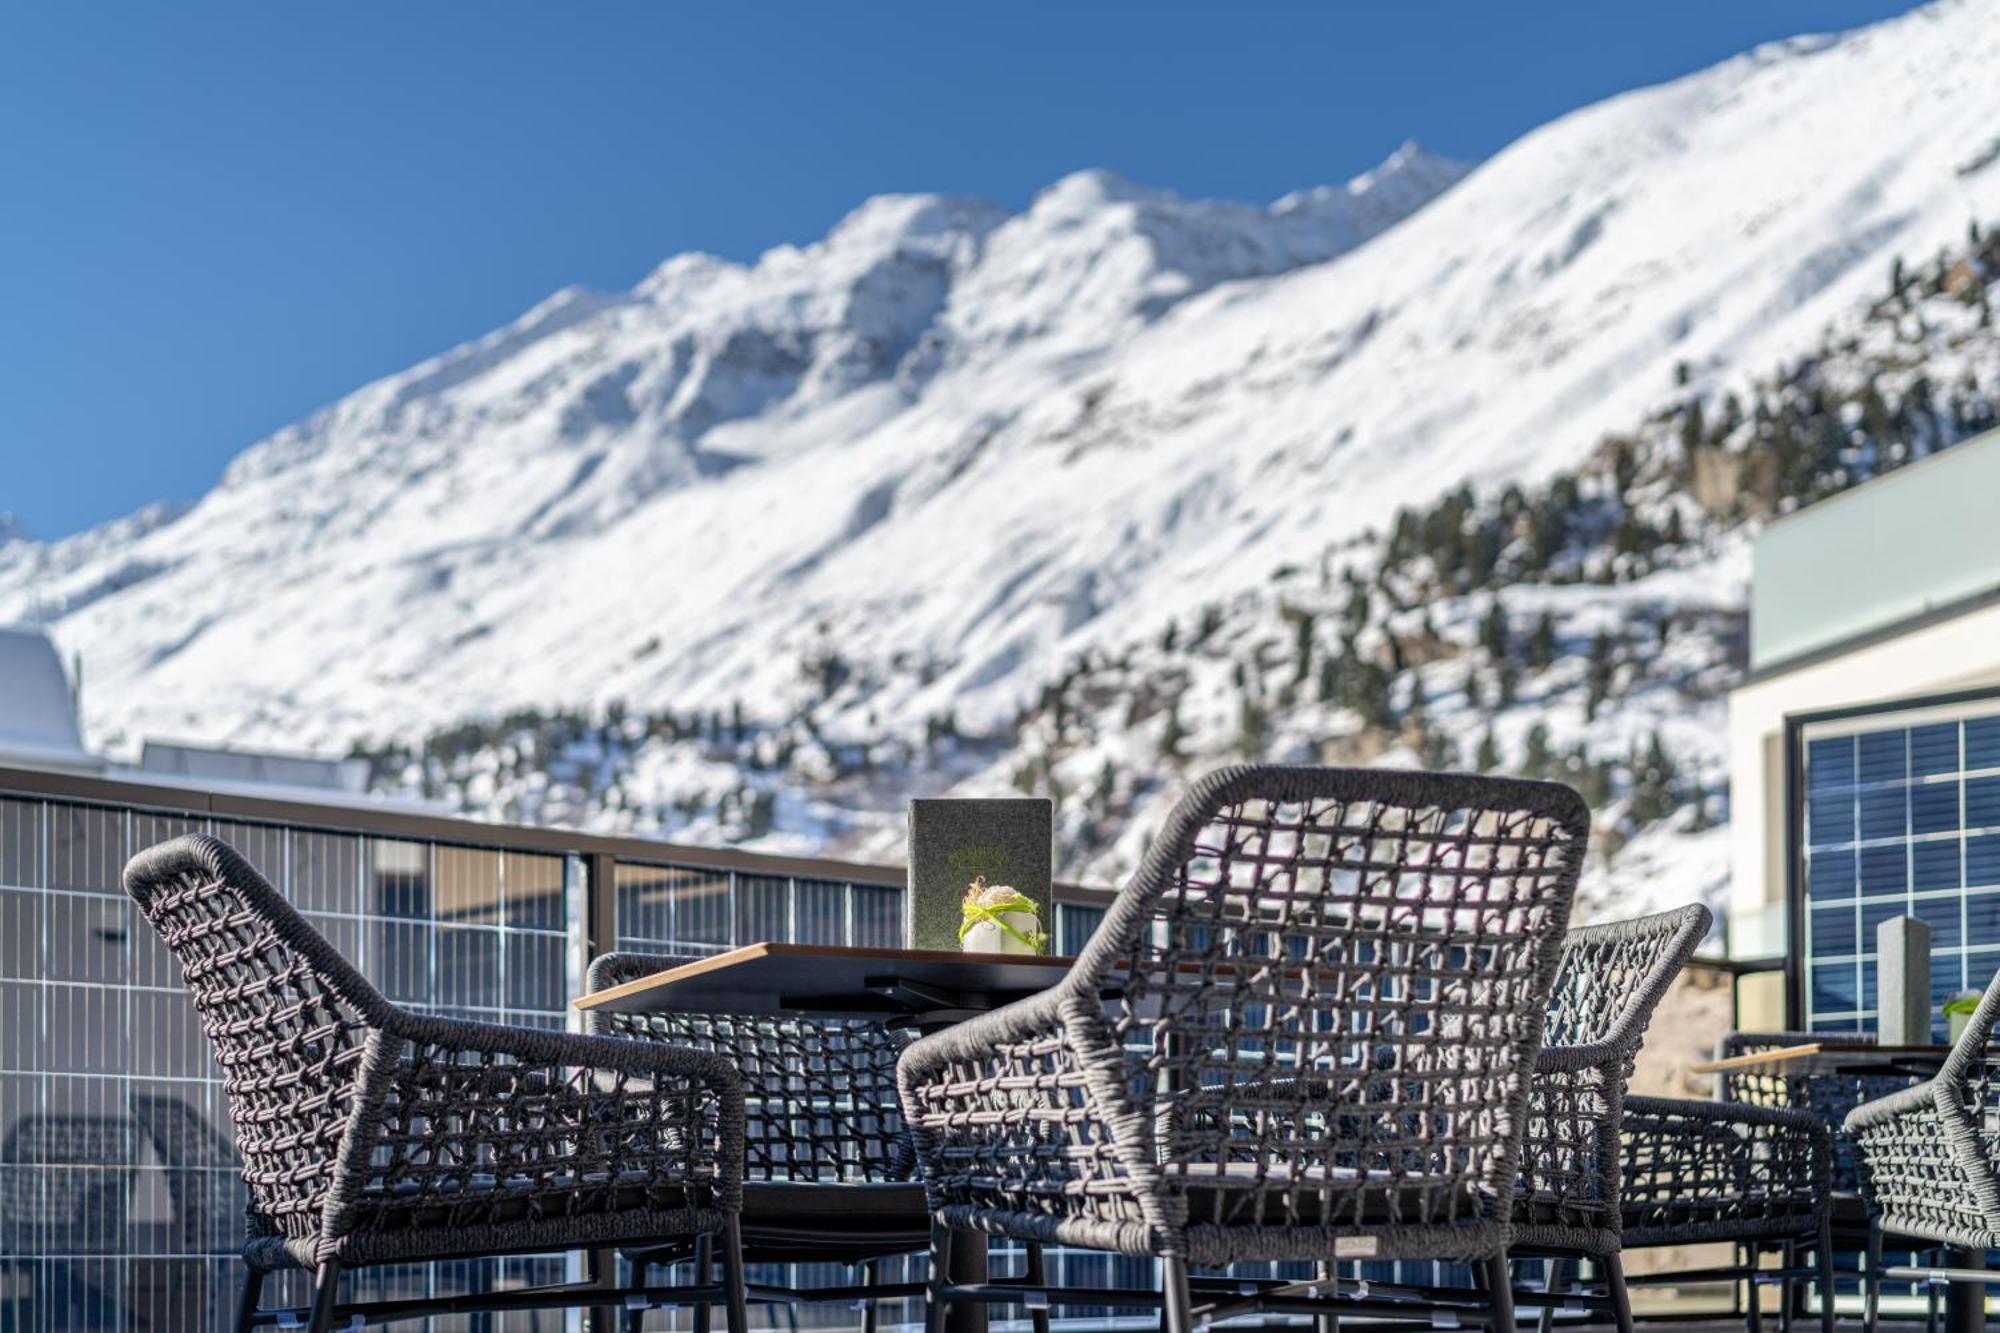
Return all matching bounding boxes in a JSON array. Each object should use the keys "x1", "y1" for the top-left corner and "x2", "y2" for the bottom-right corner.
[{"x1": 1727, "y1": 599, "x2": 2000, "y2": 954}]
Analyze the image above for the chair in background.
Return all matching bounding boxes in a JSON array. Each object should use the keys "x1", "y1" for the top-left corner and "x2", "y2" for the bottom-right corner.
[
  {"x1": 1718, "y1": 1030, "x2": 1919, "y2": 1332},
  {"x1": 899, "y1": 764, "x2": 1589, "y2": 1333},
  {"x1": 1619, "y1": 1092, "x2": 1836, "y2": 1333},
  {"x1": 124, "y1": 832, "x2": 748, "y2": 1333},
  {"x1": 588, "y1": 951, "x2": 956, "y2": 1333},
  {"x1": 1847, "y1": 964, "x2": 2000, "y2": 1333},
  {"x1": 1510, "y1": 903, "x2": 1711, "y2": 1332}
]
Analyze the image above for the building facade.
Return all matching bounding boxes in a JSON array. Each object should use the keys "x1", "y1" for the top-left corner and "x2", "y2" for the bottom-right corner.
[{"x1": 1728, "y1": 427, "x2": 2000, "y2": 1032}]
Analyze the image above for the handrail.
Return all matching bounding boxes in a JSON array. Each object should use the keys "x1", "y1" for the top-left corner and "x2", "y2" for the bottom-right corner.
[{"x1": 0, "y1": 761, "x2": 1114, "y2": 903}]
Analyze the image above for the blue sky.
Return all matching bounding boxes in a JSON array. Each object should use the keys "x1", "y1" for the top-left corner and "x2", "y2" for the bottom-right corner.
[{"x1": 1, "y1": 1, "x2": 1923, "y2": 540}]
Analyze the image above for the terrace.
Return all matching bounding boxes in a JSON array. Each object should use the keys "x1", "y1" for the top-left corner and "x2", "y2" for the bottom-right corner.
[{"x1": 7, "y1": 758, "x2": 1920, "y2": 1333}]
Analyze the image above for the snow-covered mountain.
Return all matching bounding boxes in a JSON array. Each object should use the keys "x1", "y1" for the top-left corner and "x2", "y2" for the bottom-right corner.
[{"x1": 6, "y1": 0, "x2": 2000, "y2": 911}]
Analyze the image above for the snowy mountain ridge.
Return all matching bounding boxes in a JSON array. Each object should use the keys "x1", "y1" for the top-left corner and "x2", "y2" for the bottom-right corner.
[{"x1": 5, "y1": 1, "x2": 2000, "y2": 913}]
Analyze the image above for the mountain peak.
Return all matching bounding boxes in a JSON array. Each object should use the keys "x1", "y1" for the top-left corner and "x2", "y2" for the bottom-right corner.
[
  {"x1": 1272, "y1": 139, "x2": 1474, "y2": 221},
  {"x1": 1034, "y1": 168, "x2": 1170, "y2": 215}
]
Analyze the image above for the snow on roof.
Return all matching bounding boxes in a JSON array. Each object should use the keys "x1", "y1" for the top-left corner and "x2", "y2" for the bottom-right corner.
[
  {"x1": 0, "y1": 625, "x2": 99, "y2": 772},
  {"x1": 138, "y1": 740, "x2": 369, "y2": 793}
]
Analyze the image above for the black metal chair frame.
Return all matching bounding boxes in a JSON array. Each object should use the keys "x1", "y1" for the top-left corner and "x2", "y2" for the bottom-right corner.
[{"x1": 124, "y1": 833, "x2": 750, "y2": 1333}]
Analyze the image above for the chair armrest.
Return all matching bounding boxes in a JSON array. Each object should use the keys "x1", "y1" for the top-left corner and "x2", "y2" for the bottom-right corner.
[
  {"x1": 323, "y1": 1008, "x2": 746, "y2": 1240},
  {"x1": 1622, "y1": 1095, "x2": 1828, "y2": 1241},
  {"x1": 1535, "y1": 1040, "x2": 1628, "y2": 1075},
  {"x1": 896, "y1": 985, "x2": 1072, "y2": 1093},
  {"x1": 898, "y1": 987, "x2": 1133, "y2": 1228},
  {"x1": 1843, "y1": 1076, "x2": 1938, "y2": 1134}
]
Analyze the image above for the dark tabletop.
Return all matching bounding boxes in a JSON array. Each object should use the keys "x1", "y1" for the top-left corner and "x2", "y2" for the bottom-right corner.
[{"x1": 572, "y1": 942, "x2": 1077, "y2": 1023}]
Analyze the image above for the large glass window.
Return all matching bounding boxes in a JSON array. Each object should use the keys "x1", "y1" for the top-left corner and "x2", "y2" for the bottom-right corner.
[{"x1": 1800, "y1": 695, "x2": 2000, "y2": 1034}]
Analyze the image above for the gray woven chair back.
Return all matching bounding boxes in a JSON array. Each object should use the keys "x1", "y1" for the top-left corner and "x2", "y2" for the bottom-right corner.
[
  {"x1": 1069, "y1": 765, "x2": 1587, "y2": 1245},
  {"x1": 123, "y1": 835, "x2": 393, "y2": 1255},
  {"x1": 1515, "y1": 903, "x2": 1710, "y2": 1254},
  {"x1": 587, "y1": 952, "x2": 913, "y2": 1182},
  {"x1": 1717, "y1": 1030, "x2": 1898, "y2": 1196}
]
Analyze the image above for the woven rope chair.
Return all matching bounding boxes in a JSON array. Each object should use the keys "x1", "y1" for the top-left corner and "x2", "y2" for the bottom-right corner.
[
  {"x1": 1720, "y1": 1030, "x2": 1922, "y2": 1333},
  {"x1": 124, "y1": 833, "x2": 749, "y2": 1333},
  {"x1": 1510, "y1": 904, "x2": 1710, "y2": 1332},
  {"x1": 899, "y1": 765, "x2": 1588, "y2": 1333},
  {"x1": 588, "y1": 952, "x2": 939, "y2": 1333},
  {"x1": 1848, "y1": 963, "x2": 2000, "y2": 1328},
  {"x1": 1619, "y1": 1095, "x2": 1836, "y2": 1333}
]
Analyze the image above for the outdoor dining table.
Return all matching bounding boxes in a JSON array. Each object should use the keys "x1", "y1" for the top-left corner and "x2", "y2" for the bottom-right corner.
[
  {"x1": 573, "y1": 942, "x2": 1080, "y2": 1333},
  {"x1": 1689, "y1": 1039, "x2": 1985, "y2": 1333}
]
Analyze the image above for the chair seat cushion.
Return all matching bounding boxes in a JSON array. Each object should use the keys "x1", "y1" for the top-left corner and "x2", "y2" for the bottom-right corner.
[
  {"x1": 360, "y1": 1168, "x2": 708, "y2": 1234},
  {"x1": 741, "y1": 1180, "x2": 931, "y2": 1246}
]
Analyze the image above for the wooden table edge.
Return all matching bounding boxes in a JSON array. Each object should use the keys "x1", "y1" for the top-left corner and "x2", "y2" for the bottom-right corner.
[
  {"x1": 1687, "y1": 1042, "x2": 1823, "y2": 1074},
  {"x1": 571, "y1": 941, "x2": 1077, "y2": 1010},
  {"x1": 1687, "y1": 1041, "x2": 1959, "y2": 1074}
]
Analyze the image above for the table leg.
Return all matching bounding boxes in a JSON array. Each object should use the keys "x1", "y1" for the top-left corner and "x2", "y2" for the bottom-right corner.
[
  {"x1": 943, "y1": 1231, "x2": 989, "y2": 1333},
  {"x1": 1945, "y1": 1246, "x2": 1985, "y2": 1333}
]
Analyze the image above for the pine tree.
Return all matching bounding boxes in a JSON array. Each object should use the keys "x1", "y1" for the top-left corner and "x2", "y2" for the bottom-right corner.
[
  {"x1": 1479, "y1": 600, "x2": 1510, "y2": 660},
  {"x1": 1465, "y1": 669, "x2": 1484, "y2": 709},
  {"x1": 1496, "y1": 657, "x2": 1520, "y2": 708},
  {"x1": 1522, "y1": 722, "x2": 1552, "y2": 778},
  {"x1": 1530, "y1": 612, "x2": 1559, "y2": 670},
  {"x1": 1475, "y1": 729, "x2": 1501, "y2": 773},
  {"x1": 1236, "y1": 697, "x2": 1267, "y2": 759},
  {"x1": 1420, "y1": 727, "x2": 1458, "y2": 771},
  {"x1": 1293, "y1": 613, "x2": 1316, "y2": 684},
  {"x1": 1585, "y1": 630, "x2": 1616, "y2": 723}
]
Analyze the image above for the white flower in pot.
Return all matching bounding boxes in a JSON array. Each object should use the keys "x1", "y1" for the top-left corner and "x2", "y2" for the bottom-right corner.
[{"x1": 958, "y1": 876, "x2": 1046, "y2": 955}]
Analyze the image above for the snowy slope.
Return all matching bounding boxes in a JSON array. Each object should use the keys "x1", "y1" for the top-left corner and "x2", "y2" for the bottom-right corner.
[{"x1": 5, "y1": 0, "x2": 1999, "y2": 781}]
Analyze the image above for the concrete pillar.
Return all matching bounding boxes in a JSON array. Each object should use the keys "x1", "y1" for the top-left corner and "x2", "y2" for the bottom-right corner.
[{"x1": 1877, "y1": 915, "x2": 1933, "y2": 1045}]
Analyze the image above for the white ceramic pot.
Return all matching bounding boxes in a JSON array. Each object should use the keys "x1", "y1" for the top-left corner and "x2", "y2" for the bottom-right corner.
[{"x1": 962, "y1": 910, "x2": 1041, "y2": 955}]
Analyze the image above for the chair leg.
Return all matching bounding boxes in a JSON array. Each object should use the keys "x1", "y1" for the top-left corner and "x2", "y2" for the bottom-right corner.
[
  {"x1": 926, "y1": 1227, "x2": 956, "y2": 1333},
  {"x1": 1746, "y1": 1244, "x2": 1765, "y2": 1333},
  {"x1": 1814, "y1": 1225, "x2": 1836, "y2": 1333},
  {"x1": 1480, "y1": 1253, "x2": 1516, "y2": 1331},
  {"x1": 692, "y1": 1236, "x2": 714, "y2": 1333},
  {"x1": 1161, "y1": 1254, "x2": 1194, "y2": 1333},
  {"x1": 1536, "y1": 1258, "x2": 1559, "y2": 1333},
  {"x1": 717, "y1": 1218, "x2": 750, "y2": 1333},
  {"x1": 1864, "y1": 1221, "x2": 1884, "y2": 1333},
  {"x1": 626, "y1": 1259, "x2": 651, "y2": 1333},
  {"x1": 233, "y1": 1268, "x2": 265, "y2": 1333},
  {"x1": 861, "y1": 1259, "x2": 882, "y2": 1333},
  {"x1": 305, "y1": 1259, "x2": 342, "y2": 1333},
  {"x1": 1779, "y1": 1240, "x2": 1796, "y2": 1333},
  {"x1": 1601, "y1": 1252, "x2": 1634, "y2": 1333},
  {"x1": 1025, "y1": 1242, "x2": 1051, "y2": 1333}
]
